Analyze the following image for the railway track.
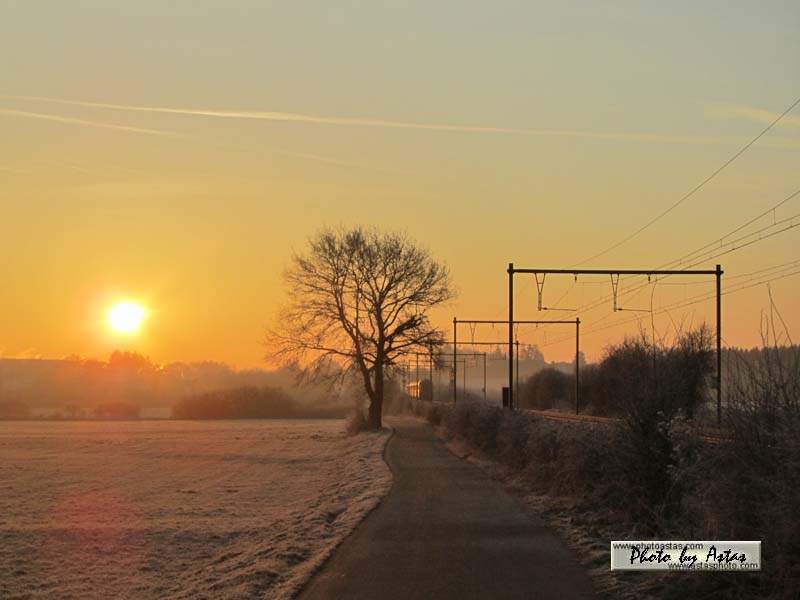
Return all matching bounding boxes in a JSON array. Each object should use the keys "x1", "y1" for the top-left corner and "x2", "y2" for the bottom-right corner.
[
  {"x1": 423, "y1": 400, "x2": 730, "y2": 444},
  {"x1": 525, "y1": 409, "x2": 730, "y2": 444}
]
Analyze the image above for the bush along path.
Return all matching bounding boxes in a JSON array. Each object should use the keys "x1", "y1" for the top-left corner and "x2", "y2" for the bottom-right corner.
[{"x1": 414, "y1": 398, "x2": 798, "y2": 599}]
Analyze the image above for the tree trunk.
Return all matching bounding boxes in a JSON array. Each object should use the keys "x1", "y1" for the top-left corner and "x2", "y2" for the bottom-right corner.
[{"x1": 368, "y1": 360, "x2": 384, "y2": 429}]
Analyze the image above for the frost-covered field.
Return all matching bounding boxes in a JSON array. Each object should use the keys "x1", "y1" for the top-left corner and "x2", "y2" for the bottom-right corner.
[{"x1": 0, "y1": 420, "x2": 391, "y2": 600}]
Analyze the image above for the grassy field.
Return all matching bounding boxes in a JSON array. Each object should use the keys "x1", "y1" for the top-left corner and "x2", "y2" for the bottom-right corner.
[{"x1": 0, "y1": 420, "x2": 390, "y2": 600}]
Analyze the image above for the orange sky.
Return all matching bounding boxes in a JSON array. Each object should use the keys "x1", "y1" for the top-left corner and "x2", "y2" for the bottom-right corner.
[{"x1": 1, "y1": 2, "x2": 798, "y2": 368}]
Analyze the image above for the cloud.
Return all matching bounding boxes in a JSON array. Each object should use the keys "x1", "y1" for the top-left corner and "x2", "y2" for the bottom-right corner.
[
  {"x1": 706, "y1": 102, "x2": 800, "y2": 129},
  {"x1": 0, "y1": 108, "x2": 177, "y2": 136},
  {"x1": 5, "y1": 94, "x2": 793, "y2": 146}
]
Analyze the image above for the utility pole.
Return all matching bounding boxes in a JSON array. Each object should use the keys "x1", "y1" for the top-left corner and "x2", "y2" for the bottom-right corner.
[
  {"x1": 429, "y1": 344, "x2": 433, "y2": 402},
  {"x1": 508, "y1": 263, "x2": 514, "y2": 409},
  {"x1": 453, "y1": 317, "x2": 457, "y2": 403},
  {"x1": 515, "y1": 339, "x2": 520, "y2": 404},
  {"x1": 716, "y1": 264, "x2": 722, "y2": 426},
  {"x1": 575, "y1": 318, "x2": 581, "y2": 414},
  {"x1": 483, "y1": 352, "x2": 487, "y2": 403},
  {"x1": 416, "y1": 353, "x2": 419, "y2": 398}
]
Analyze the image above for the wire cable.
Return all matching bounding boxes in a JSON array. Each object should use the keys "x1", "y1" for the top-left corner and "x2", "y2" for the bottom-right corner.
[
  {"x1": 661, "y1": 187, "x2": 800, "y2": 270},
  {"x1": 572, "y1": 94, "x2": 800, "y2": 266},
  {"x1": 539, "y1": 264, "x2": 800, "y2": 347}
]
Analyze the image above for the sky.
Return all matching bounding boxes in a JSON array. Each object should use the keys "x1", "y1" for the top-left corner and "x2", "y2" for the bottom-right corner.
[{"x1": 1, "y1": 0, "x2": 799, "y2": 368}]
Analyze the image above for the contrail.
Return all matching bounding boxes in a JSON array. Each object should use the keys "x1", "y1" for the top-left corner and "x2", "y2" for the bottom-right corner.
[
  {"x1": 707, "y1": 102, "x2": 800, "y2": 129},
  {"x1": 0, "y1": 108, "x2": 177, "y2": 136},
  {"x1": 0, "y1": 107, "x2": 393, "y2": 172},
  {"x1": 0, "y1": 94, "x2": 768, "y2": 146}
]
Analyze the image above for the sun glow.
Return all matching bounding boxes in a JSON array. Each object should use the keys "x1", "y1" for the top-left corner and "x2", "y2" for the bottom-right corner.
[{"x1": 108, "y1": 302, "x2": 147, "y2": 333}]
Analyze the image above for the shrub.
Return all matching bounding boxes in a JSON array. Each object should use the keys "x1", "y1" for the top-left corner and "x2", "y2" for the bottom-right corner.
[
  {"x1": 702, "y1": 319, "x2": 800, "y2": 597},
  {"x1": 598, "y1": 329, "x2": 713, "y2": 526},
  {"x1": 496, "y1": 410, "x2": 532, "y2": 470},
  {"x1": 584, "y1": 326, "x2": 713, "y2": 418},
  {"x1": 173, "y1": 386, "x2": 296, "y2": 419},
  {"x1": 426, "y1": 400, "x2": 625, "y2": 509},
  {"x1": 93, "y1": 401, "x2": 140, "y2": 419},
  {"x1": 518, "y1": 368, "x2": 571, "y2": 410}
]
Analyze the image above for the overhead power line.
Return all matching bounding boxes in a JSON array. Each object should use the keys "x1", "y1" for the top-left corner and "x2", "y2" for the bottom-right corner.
[
  {"x1": 677, "y1": 211, "x2": 800, "y2": 269},
  {"x1": 661, "y1": 187, "x2": 800, "y2": 270},
  {"x1": 563, "y1": 259, "x2": 800, "y2": 337},
  {"x1": 538, "y1": 188, "x2": 800, "y2": 322},
  {"x1": 537, "y1": 262, "x2": 800, "y2": 347},
  {"x1": 572, "y1": 94, "x2": 800, "y2": 267},
  {"x1": 528, "y1": 259, "x2": 800, "y2": 346}
]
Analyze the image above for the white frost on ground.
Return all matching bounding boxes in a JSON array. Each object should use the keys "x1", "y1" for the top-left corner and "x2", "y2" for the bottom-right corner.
[{"x1": 0, "y1": 420, "x2": 391, "y2": 600}]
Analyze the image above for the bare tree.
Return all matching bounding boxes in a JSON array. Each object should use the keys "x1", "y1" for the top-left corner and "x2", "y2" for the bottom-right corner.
[{"x1": 268, "y1": 226, "x2": 454, "y2": 429}]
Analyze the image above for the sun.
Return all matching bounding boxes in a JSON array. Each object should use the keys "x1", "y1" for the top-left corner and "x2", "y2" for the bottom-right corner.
[{"x1": 108, "y1": 302, "x2": 147, "y2": 333}]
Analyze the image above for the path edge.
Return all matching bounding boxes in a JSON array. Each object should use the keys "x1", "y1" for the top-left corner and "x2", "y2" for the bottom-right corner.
[{"x1": 292, "y1": 425, "x2": 397, "y2": 599}]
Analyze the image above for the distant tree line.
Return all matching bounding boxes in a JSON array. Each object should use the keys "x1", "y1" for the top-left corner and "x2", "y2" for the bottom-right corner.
[
  {"x1": 172, "y1": 385, "x2": 350, "y2": 419},
  {"x1": 0, "y1": 351, "x2": 352, "y2": 419},
  {"x1": 0, "y1": 399, "x2": 30, "y2": 419}
]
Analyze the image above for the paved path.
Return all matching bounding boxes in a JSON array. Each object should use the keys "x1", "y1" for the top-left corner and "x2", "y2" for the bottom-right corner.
[{"x1": 299, "y1": 418, "x2": 595, "y2": 599}]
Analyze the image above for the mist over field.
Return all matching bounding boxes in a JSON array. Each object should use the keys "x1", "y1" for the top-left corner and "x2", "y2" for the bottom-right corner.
[
  {"x1": 0, "y1": 347, "x2": 576, "y2": 420},
  {"x1": 0, "y1": 353, "x2": 355, "y2": 419}
]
